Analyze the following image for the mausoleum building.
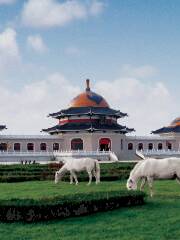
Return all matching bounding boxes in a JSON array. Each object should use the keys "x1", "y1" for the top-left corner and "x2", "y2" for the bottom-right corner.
[{"x1": 0, "y1": 80, "x2": 180, "y2": 161}]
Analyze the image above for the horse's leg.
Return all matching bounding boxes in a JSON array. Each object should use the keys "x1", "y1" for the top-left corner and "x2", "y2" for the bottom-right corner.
[
  {"x1": 147, "y1": 177, "x2": 154, "y2": 197},
  {"x1": 71, "y1": 171, "x2": 78, "y2": 185},
  {"x1": 87, "y1": 170, "x2": 92, "y2": 185},
  {"x1": 93, "y1": 169, "x2": 96, "y2": 177},
  {"x1": 94, "y1": 161, "x2": 100, "y2": 184},
  {"x1": 93, "y1": 169, "x2": 97, "y2": 183},
  {"x1": 93, "y1": 169, "x2": 100, "y2": 184},
  {"x1": 176, "y1": 175, "x2": 180, "y2": 184},
  {"x1": 70, "y1": 172, "x2": 73, "y2": 184},
  {"x1": 140, "y1": 178, "x2": 147, "y2": 191}
]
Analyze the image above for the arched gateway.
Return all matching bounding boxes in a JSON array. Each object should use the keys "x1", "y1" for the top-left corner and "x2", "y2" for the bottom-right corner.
[{"x1": 99, "y1": 138, "x2": 111, "y2": 151}]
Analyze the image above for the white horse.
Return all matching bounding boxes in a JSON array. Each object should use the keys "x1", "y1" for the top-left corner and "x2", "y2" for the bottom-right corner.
[
  {"x1": 55, "y1": 157, "x2": 100, "y2": 185},
  {"x1": 127, "y1": 157, "x2": 180, "y2": 197}
]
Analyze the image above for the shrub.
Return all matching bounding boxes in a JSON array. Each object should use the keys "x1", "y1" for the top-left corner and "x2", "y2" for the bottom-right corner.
[
  {"x1": 0, "y1": 162, "x2": 136, "y2": 182},
  {"x1": 0, "y1": 190, "x2": 146, "y2": 222}
]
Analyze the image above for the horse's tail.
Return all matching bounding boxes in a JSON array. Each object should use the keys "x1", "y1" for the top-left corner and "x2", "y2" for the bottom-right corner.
[{"x1": 94, "y1": 160, "x2": 100, "y2": 183}]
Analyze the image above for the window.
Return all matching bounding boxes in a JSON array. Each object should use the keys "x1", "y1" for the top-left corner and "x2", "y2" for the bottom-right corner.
[
  {"x1": 148, "y1": 143, "x2": 153, "y2": 150},
  {"x1": 40, "y1": 143, "x2": 47, "y2": 151},
  {"x1": 128, "y1": 143, "x2": 133, "y2": 150},
  {"x1": 158, "y1": 143, "x2": 163, "y2": 150},
  {"x1": 14, "y1": 143, "x2": 20, "y2": 151},
  {"x1": 0, "y1": 143, "x2": 7, "y2": 151},
  {"x1": 27, "y1": 143, "x2": 34, "y2": 151},
  {"x1": 167, "y1": 142, "x2": 172, "y2": 150},
  {"x1": 71, "y1": 138, "x2": 83, "y2": 150},
  {"x1": 53, "y1": 143, "x2": 59, "y2": 151},
  {"x1": 138, "y1": 143, "x2": 143, "y2": 150}
]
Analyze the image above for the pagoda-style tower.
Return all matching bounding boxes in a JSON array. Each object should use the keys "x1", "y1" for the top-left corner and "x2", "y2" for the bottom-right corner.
[
  {"x1": 152, "y1": 117, "x2": 180, "y2": 135},
  {"x1": 43, "y1": 80, "x2": 134, "y2": 135}
]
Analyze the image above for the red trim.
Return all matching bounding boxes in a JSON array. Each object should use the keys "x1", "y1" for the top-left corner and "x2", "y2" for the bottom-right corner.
[
  {"x1": 101, "y1": 139, "x2": 108, "y2": 144},
  {"x1": 59, "y1": 119, "x2": 96, "y2": 124},
  {"x1": 99, "y1": 138, "x2": 111, "y2": 145},
  {"x1": 59, "y1": 118, "x2": 115, "y2": 125}
]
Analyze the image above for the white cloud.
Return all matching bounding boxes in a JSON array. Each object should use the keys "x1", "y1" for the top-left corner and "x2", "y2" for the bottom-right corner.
[
  {"x1": 0, "y1": 0, "x2": 16, "y2": 4},
  {"x1": 27, "y1": 35, "x2": 48, "y2": 53},
  {"x1": 0, "y1": 28, "x2": 20, "y2": 72},
  {"x1": 0, "y1": 73, "x2": 80, "y2": 134},
  {"x1": 21, "y1": 0, "x2": 105, "y2": 28},
  {"x1": 121, "y1": 64, "x2": 157, "y2": 78},
  {"x1": 95, "y1": 77, "x2": 177, "y2": 135}
]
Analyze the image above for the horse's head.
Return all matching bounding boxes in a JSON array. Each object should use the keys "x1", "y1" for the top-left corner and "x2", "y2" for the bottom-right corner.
[
  {"x1": 126, "y1": 178, "x2": 137, "y2": 190},
  {"x1": 55, "y1": 171, "x2": 62, "y2": 184}
]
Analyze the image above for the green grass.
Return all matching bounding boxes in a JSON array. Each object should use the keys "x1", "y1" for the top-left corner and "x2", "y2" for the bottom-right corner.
[
  {"x1": 0, "y1": 180, "x2": 180, "y2": 239},
  {"x1": 0, "y1": 181, "x2": 124, "y2": 200}
]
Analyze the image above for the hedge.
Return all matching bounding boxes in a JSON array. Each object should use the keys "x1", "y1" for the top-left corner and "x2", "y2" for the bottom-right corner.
[
  {"x1": 0, "y1": 190, "x2": 146, "y2": 222},
  {"x1": 0, "y1": 162, "x2": 136, "y2": 182}
]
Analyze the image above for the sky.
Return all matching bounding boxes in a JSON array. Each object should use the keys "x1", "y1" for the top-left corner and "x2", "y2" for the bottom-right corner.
[{"x1": 0, "y1": 0, "x2": 180, "y2": 135}]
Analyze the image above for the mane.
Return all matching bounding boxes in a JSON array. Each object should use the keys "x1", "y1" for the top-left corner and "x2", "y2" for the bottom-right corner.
[
  {"x1": 55, "y1": 156, "x2": 68, "y2": 163},
  {"x1": 130, "y1": 160, "x2": 145, "y2": 178}
]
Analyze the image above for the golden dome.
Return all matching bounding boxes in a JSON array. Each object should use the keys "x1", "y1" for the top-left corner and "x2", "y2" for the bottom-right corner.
[
  {"x1": 170, "y1": 117, "x2": 180, "y2": 127},
  {"x1": 70, "y1": 79, "x2": 110, "y2": 108}
]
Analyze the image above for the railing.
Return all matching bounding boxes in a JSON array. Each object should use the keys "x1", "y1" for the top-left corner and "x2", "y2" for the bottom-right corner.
[
  {"x1": 0, "y1": 151, "x2": 53, "y2": 156},
  {"x1": 53, "y1": 150, "x2": 111, "y2": 157},
  {"x1": 0, "y1": 150, "x2": 111, "y2": 156},
  {"x1": 0, "y1": 150, "x2": 116, "y2": 164},
  {"x1": 0, "y1": 150, "x2": 114, "y2": 161},
  {"x1": 142, "y1": 149, "x2": 180, "y2": 156}
]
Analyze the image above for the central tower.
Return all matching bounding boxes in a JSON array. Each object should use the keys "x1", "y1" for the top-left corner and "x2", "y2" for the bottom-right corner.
[{"x1": 42, "y1": 79, "x2": 134, "y2": 153}]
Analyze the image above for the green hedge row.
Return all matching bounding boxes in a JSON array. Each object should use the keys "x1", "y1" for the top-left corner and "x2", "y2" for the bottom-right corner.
[
  {"x1": 0, "y1": 190, "x2": 146, "y2": 222},
  {"x1": 0, "y1": 162, "x2": 135, "y2": 172},
  {"x1": 0, "y1": 162, "x2": 136, "y2": 182},
  {"x1": 0, "y1": 171, "x2": 131, "y2": 182},
  {"x1": 0, "y1": 175, "x2": 131, "y2": 183},
  {"x1": 0, "y1": 176, "x2": 43, "y2": 182}
]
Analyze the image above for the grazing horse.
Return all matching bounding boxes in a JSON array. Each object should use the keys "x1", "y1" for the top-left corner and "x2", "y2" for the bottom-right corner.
[
  {"x1": 127, "y1": 157, "x2": 180, "y2": 197},
  {"x1": 55, "y1": 157, "x2": 100, "y2": 185}
]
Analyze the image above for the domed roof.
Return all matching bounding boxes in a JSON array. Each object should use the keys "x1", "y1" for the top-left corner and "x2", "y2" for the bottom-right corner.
[
  {"x1": 170, "y1": 117, "x2": 180, "y2": 127},
  {"x1": 152, "y1": 116, "x2": 180, "y2": 134},
  {"x1": 70, "y1": 79, "x2": 110, "y2": 108}
]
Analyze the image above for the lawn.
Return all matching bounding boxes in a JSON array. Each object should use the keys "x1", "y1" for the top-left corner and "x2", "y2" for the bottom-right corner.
[
  {"x1": 0, "y1": 180, "x2": 125, "y2": 200},
  {"x1": 0, "y1": 180, "x2": 180, "y2": 240}
]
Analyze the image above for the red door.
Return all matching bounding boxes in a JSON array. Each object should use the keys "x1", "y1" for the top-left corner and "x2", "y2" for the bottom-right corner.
[{"x1": 99, "y1": 138, "x2": 111, "y2": 151}]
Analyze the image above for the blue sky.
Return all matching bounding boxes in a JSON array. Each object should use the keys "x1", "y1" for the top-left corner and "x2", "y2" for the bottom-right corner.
[
  {"x1": 1, "y1": 0, "x2": 180, "y2": 86},
  {"x1": 0, "y1": 0, "x2": 180, "y2": 135}
]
